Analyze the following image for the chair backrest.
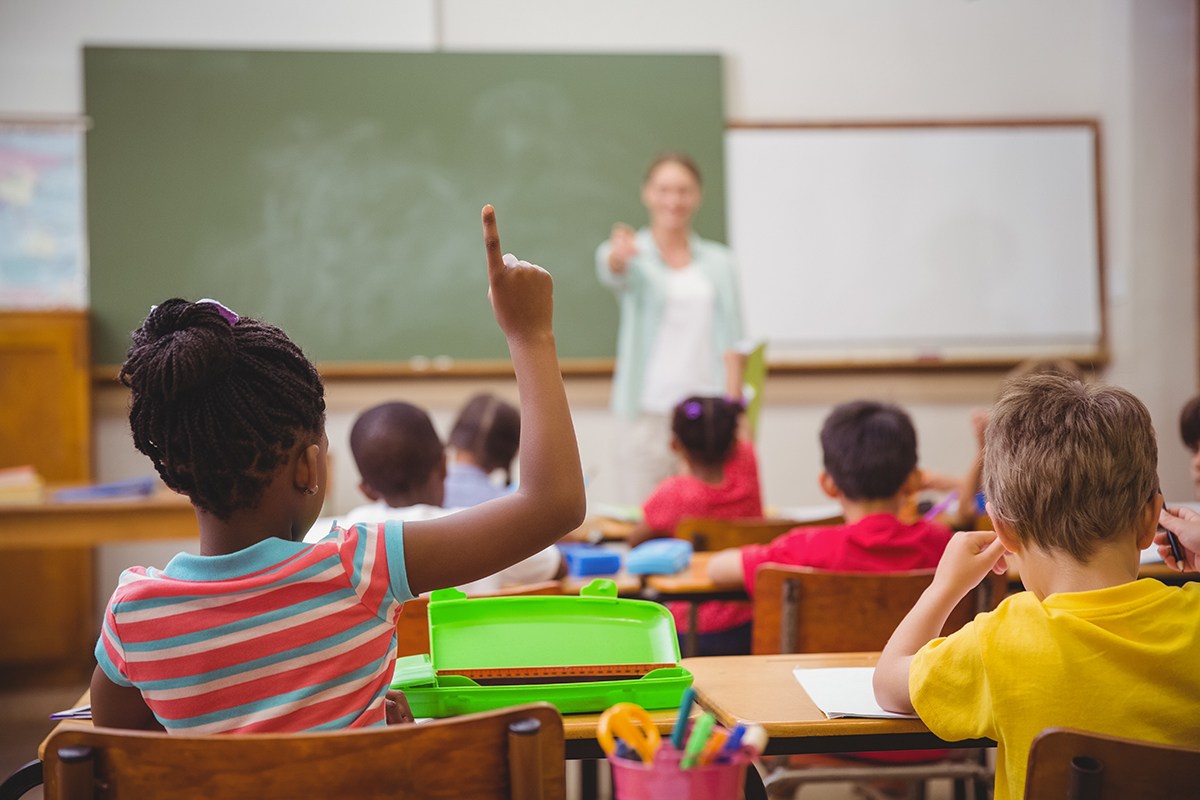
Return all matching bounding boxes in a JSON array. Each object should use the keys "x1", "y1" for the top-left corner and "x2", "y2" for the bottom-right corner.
[
  {"x1": 43, "y1": 702, "x2": 565, "y2": 800},
  {"x1": 675, "y1": 517, "x2": 820, "y2": 552},
  {"x1": 1024, "y1": 727, "x2": 1200, "y2": 800},
  {"x1": 751, "y1": 564, "x2": 1007, "y2": 654},
  {"x1": 396, "y1": 581, "x2": 563, "y2": 657}
]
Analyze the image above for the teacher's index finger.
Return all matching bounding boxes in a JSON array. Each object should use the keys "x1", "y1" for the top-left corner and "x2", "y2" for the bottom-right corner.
[{"x1": 482, "y1": 204, "x2": 504, "y2": 280}]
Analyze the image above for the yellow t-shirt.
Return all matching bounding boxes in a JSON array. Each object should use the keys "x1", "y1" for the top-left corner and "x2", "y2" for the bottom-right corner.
[{"x1": 909, "y1": 579, "x2": 1200, "y2": 800}]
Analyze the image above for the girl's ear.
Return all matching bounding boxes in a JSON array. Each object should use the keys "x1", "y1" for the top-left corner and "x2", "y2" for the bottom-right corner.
[
  {"x1": 358, "y1": 480, "x2": 381, "y2": 502},
  {"x1": 294, "y1": 443, "x2": 321, "y2": 496}
]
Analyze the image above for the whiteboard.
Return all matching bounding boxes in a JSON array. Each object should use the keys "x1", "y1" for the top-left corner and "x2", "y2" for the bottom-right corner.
[{"x1": 725, "y1": 124, "x2": 1103, "y2": 365}]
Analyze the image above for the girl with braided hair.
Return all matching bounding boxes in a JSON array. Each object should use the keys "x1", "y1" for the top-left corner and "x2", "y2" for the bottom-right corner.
[
  {"x1": 629, "y1": 394, "x2": 763, "y2": 655},
  {"x1": 92, "y1": 206, "x2": 585, "y2": 733}
]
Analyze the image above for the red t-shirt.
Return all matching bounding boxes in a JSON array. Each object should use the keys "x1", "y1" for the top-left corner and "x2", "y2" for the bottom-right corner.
[
  {"x1": 641, "y1": 440, "x2": 763, "y2": 634},
  {"x1": 739, "y1": 513, "x2": 954, "y2": 595},
  {"x1": 742, "y1": 513, "x2": 955, "y2": 763}
]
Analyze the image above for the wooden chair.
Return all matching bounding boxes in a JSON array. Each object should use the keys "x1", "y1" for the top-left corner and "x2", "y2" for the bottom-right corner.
[
  {"x1": 751, "y1": 565, "x2": 1008, "y2": 799},
  {"x1": 675, "y1": 517, "x2": 816, "y2": 552},
  {"x1": 395, "y1": 580, "x2": 563, "y2": 657},
  {"x1": 751, "y1": 565, "x2": 1007, "y2": 655},
  {"x1": 1024, "y1": 727, "x2": 1200, "y2": 800},
  {"x1": 38, "y1": 702, "x2": 565, "y2": 800}
]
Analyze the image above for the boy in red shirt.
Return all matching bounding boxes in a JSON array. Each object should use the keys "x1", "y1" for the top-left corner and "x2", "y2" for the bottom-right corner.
[{"x1": 708, "y1": 399, "x2": 952, "y2": 596}]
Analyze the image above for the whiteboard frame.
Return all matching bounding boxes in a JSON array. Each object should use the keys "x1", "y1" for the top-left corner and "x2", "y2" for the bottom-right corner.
[{"x1": 724, "y1": 119, "x2": 1108, "y2": 371}]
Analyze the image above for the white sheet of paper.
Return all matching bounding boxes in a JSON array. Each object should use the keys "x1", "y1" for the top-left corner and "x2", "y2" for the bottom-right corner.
[{"x1": 793, "y1": 666, "x2": 919, "y2": 719}]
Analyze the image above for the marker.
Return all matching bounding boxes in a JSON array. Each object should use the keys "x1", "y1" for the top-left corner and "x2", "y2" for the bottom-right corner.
[
  {"x1": 741, "y1": 723, "x2": 769, "y2": 757},
  {"x1": 1159, "y1": 497, "x2": 1186, "y2": 570},
  {"x1": 922, "y1": 490, "x2": 960, "y2": 522},
  {"x1": 716, "y1": 723, "x2": 746, "y2": 762},
  {"x1": 680, "y1": 712, "x2": 715, "y2": 769},
  {"x1": 670, "y1": 687, "x2": 696, "y2": 751},
  {"x1": 697, "y1": 727, "x2": 729, "y2": 766}
]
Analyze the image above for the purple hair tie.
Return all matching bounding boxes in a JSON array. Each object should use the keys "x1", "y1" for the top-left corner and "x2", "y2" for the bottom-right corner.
[
  {"x1": 682, "y1": 400, "x2": 704, "y2": 420},
  {"x1": 197, "y1": 298, "x2": 239, "y2": 326}
]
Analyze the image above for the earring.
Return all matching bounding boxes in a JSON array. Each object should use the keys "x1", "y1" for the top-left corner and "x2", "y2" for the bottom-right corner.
[{"x1": 303, "y1": 484, "x2": 318, "y2": 496}]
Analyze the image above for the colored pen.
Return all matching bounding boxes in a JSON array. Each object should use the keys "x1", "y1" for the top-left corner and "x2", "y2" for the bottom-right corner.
[
  {"x1": 1159, "y1": 500, "x2": 1186, "y2": 570},
  {"x1": 680, "y1": 712, "x2": 716, "y2": 769},
  {"x1": 716, "y1": 723, "x2": 747, "y2": 762},
  {"x1": 922, "y1": 490, "x2": 959, "y2": 522},
  {"x1": 670, "y1": 687, "x2": 696, "y2": 751},
  {"x1": 741, "y1": 723, "x2": 769, "y2": 757},
  {"x1": 697, "y1": 727, "x2": 729, "y2": 766}
]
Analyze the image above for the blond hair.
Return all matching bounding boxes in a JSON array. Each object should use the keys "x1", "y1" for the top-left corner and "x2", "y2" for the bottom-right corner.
[{"x1": 983, "y1": 374, "x2": 1157, "y2": 561}]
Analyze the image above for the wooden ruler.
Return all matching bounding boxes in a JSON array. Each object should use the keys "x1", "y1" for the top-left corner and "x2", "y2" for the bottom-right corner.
[{"x1": 437, "y1": 662, "x2": 676, "y2": 684}]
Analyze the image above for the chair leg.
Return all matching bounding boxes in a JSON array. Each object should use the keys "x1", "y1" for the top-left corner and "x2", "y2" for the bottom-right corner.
[{"x1": 952, "y1": 777, "x2": 967, "y2": 800}]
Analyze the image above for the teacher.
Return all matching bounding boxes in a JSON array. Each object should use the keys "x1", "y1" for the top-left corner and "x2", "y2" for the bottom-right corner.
[{"x1": 596, "y1": 152, "x2": 745, "y2": 505}]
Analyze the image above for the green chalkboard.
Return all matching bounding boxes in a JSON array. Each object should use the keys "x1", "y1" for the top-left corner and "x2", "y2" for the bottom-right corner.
[{"x1": 84, "y1": 48, "x2": 726, "y2": 369}]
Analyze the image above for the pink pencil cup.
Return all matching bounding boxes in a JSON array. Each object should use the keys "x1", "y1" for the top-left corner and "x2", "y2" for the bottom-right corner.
[{"x1": 608, "y1": 747, "x2": 750, "y2": 800}]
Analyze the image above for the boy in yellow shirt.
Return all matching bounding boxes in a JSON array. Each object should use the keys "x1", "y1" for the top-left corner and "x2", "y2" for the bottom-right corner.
[{"x1": 873, "y1": 373, "x2": 1200, "y2": 800}]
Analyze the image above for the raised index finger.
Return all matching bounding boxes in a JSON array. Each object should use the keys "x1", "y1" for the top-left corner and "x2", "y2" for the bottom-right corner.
[{"x1": 481, "y1": 204, "x2": 504, "y2": 280}]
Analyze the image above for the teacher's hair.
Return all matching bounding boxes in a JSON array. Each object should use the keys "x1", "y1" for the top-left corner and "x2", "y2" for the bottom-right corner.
[
  {"x1": 120, "y1": 298, "x2": 326, "y2": 520},
  {"x1": 644, "y1": 151, "x2": 702, "y2": 187}
]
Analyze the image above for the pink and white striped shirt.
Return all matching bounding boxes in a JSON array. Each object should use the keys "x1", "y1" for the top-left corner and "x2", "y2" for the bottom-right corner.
[{"x1": 95, "y1": 520, "x2": 412, "y2": 734}]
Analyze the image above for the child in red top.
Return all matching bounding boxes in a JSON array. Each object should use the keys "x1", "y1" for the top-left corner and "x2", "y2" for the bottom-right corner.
[
  {"x1": 632, "y1": 395, "x2": 763, "y2": 655},
  {"x1": 708, "y1": 399, "x2": 955, "y2": 771}
]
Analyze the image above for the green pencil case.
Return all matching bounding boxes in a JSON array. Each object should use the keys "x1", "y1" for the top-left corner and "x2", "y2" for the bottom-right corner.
[{"x1": 390, "y1": 579, "x2": 693, "y2": 718}]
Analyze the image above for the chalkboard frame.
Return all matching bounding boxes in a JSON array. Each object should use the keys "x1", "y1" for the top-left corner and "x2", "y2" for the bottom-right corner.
[{"x1": 725, "y1": 118, "x2": 1108, "y2": 372}]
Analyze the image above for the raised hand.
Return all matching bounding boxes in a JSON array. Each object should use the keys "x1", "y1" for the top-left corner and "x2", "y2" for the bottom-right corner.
[{"x1": 482, "y1": 204, "x2": 554, "y2": 343}]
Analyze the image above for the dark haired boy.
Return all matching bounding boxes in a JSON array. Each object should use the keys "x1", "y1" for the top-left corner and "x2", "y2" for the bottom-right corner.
[
  {"x1": 708, "y1": 399, "x2": 953, "y2": 593},
  {"x1": 1179, "y1": 393, "x2": 1200, "y2": 499},
  {"x1": 308, "y1": 400, "x2": 562, "y2": 593}
]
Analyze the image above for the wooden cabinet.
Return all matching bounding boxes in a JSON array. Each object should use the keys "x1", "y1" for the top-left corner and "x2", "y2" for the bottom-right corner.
[
  {"x1": 0, "y1": 310, "x2": 91, "y2": 482},
  {"x1": 0, "y1": 310, "x2": 95, "y2": 684}
]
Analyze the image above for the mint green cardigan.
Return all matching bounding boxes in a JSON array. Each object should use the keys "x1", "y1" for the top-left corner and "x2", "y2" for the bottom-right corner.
[{"x1": 595, "y1": 228, "x2": 744, "y2": 420}]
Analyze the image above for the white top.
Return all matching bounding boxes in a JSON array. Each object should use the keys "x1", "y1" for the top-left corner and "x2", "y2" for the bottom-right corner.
[
  {"x1": 639, "y1": 264, "x2": 719, "y2": 414},
  {"x1": 303, "y1": 500, "x2": 561, "y2": 595}
]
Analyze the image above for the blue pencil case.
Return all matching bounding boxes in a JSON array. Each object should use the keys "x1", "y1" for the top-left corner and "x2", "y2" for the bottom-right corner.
[
  {"x1": 625, "y1": 538, "x2": 692, "y2": 575},
  {"x1": 53, "y1": 475, "x2": 158, "y2": 502},
  {"x1": 559, "y1": 544, "x2": 622, "y2": 577}
]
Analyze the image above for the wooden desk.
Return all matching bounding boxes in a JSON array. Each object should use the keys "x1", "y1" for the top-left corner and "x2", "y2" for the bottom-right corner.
[
  {"x1": 683, "y1": 652, "x2": 992, "y2": 756},
  {"x1": 0, "y1": 490, "x2": 197, "y2": 550},
  {"x1": 0, "y1": 492, "x2": 198, "y2": 684},
  {"x1": 561, "y1": 515, "x2": 637, "y2": 544}
]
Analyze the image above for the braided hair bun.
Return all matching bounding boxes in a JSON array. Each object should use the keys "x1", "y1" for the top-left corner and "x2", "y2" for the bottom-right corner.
[{"x1": 119, "y1": 298, "x2": 326, "y2": 519}]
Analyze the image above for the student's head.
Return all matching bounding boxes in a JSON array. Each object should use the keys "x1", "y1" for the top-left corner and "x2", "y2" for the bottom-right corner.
[
  {"x1": 984, "y1": 374, "x2": 1159, "y2": 562},
  {"x1": 350, "y1": 401, "x2": 445, "y2": 506},
  {"x1": 819, "y1": 400, "x2": 919, "y2": 501},
  {"x1": 448, "y1": 393, "x2": 520, "y2": 481},
  {"x1": 1179, "y1": 394, "x2": 1200, "y2": 499},
  {"x1": 120, "y1": 298, "x2": 326, "y2": 521},
  {"x1": 642, "y1": 151, "x2": 702, "y2": 231},
  {"x1": 671, "y1": 396, "x2": 741, "y2": 468},
  {"x1": 1005, "y1": 358, "x2": 1086, "y2": 385}
]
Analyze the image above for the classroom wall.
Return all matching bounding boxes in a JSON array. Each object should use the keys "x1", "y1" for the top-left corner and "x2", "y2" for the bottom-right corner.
[{"x1": 1, "y1": 0, "x2": 1195, "y2": 611}]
